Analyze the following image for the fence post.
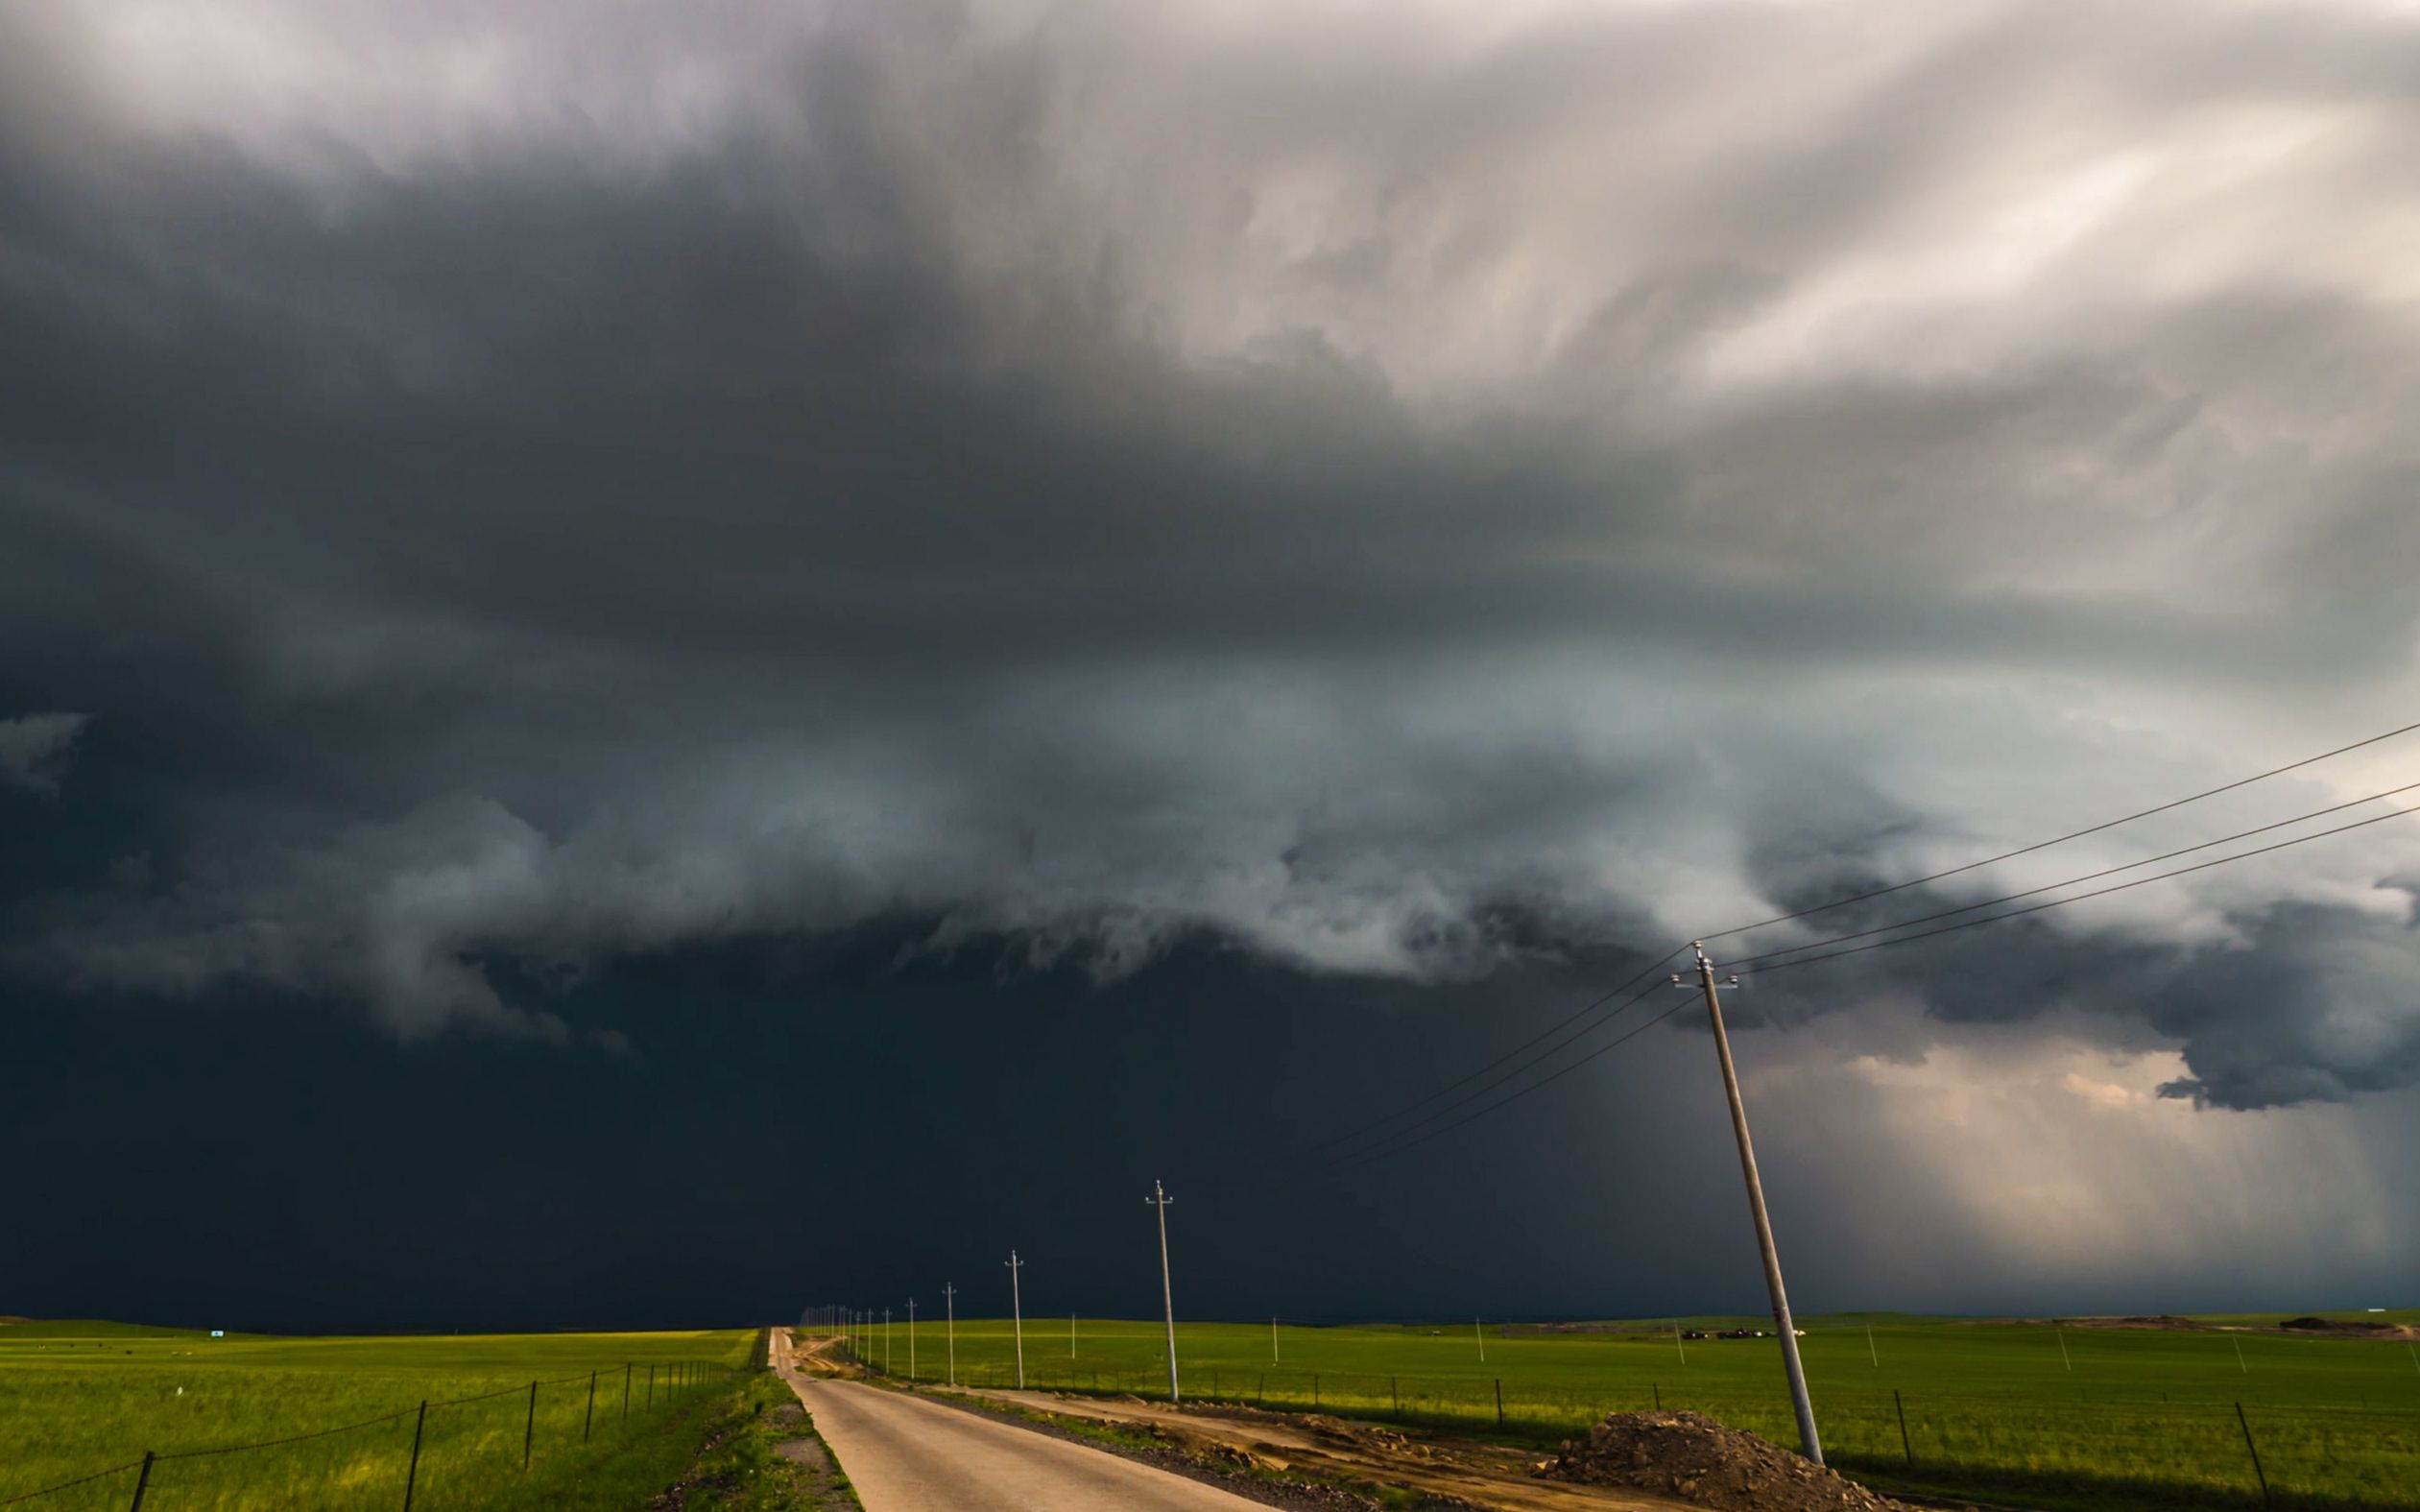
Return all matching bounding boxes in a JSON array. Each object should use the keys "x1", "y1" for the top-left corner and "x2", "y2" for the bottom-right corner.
[
  {"x1": 1495, "y1": 1379, "x2": 1504, "y2": 1429},
  {"x1": 1392, "y1": 1376, "x2": 1400, "y2": 1420},
  {"x1": 623, "y1": 1363, "x2": 632, "y2": 1419},
  {"x1": 1653, "y1": 1383, "x2": 1661, "y2": 1411},
  {"x1": 402, "y1": 1401, "x2": 427, "y2": 1511},
  {"x1": 1894, "y1": 1389, "x2": 1912, "y2": 1466},
  {"x1": 585, "y1": 1370, "x2": 597, "y2": 1441},
  {"x1": 647, "y1": 1363, "x2": 655, "y2": 1409},
  {"x1": 524, "y1": 1381, "x2": 538, "y2": 1469},
  {"x1": 2235, "y1": 1403, "x2": 2271, "y2": 1505},
  {"x1": 1313, "y1": 1373, "x2": 1319, "y2": 1408},
  {"x1": 127, "y1": 1452, "x2": 154, "y2": 1511}
]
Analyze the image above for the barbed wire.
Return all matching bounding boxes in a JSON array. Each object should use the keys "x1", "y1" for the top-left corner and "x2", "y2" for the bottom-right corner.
[
  {"x1": 156, "y1": 1407, "x2": 417, "y2": 1462},
  {"x1": 0, "y1": 1459, "x2": 148, "y2": 1506}
]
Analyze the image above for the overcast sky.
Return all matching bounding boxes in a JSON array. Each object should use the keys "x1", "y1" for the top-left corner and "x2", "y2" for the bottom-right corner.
[{"x1": 4, "y1": 0, "x2": 2418, "y2": 1330}]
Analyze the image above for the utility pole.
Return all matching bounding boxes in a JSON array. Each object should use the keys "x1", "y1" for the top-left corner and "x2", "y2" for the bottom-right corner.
[
  {"x1": 1475, "y1": 1318, "x2": 1486, "y2": 1363},
  {"x1": 1679, "y1": 943, "x2": 1822, "y2": 1463},
  {"x1": 908, "y1": 1298, "x2": 917, "y2": 1380},
  {"x1": 1271, "y1": 1317, "x2": 1279, "y2": 1363},
  {"x1": 1071, "y1": 1311, "x2": 1077, "y2": 1358},
  {"x1": 943, "y1": 1284, "x2": 958, "y2": 1386},
  {"x1": 1149, "y1": 1180, "x2": 1181, "y2": 1403},
  {"x1": 883, "y1": 1307, "x2": 892, "y2": 1374},
  {"x1": 1006, "y1": 1250, "x2": 1027, "y2": 1389}
]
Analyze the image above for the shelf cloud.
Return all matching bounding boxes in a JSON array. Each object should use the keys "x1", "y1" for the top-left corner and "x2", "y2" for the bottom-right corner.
[{"x1": 5, "y1": 0, "x2": 2419, "y2": 1116}]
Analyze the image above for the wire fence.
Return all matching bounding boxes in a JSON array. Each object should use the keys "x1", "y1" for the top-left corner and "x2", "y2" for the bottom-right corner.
[
  {"x1": 833, "y1": 1341, "x2": 2420, "y2": 1510},
  {"x1": 3, "y1": 1356, "x2": 744, "y2": 1511}
]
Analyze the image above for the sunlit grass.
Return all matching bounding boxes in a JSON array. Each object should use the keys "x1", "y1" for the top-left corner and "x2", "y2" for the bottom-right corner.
[
  {"x1": 840, "y1": 1312, "x2": 2420, "y2": 1509},
  {"x1": 0, "y1": 1323, "x2": 755, "y2": 1510}
]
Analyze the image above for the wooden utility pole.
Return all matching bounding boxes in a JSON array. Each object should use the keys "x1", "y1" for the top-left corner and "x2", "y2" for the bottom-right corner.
[
  {"x1": 1149, "y1": 1181, "x2": 1181, "y2": 1403},
  {"x1": 1682, "y1": 943, "x2": 1822, "y2": 1463},
  {"x1": 943, "y1": 1284, "x2": 958, "y2": 1385},
  {"x1": 1005, "y1": 1251, "x2": 1027, "y2": 1388}
]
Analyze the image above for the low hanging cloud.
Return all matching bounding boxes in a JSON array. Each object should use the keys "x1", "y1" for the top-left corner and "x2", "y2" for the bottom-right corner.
[{"x1": 4, "y1": 0, "x2": 2420, "y2": 1105}]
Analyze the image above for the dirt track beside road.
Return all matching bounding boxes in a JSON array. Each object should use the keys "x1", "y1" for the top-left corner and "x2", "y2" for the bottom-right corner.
[{"x1": 965, "y1": 1387, "x2": 1689, "y2": 1512}]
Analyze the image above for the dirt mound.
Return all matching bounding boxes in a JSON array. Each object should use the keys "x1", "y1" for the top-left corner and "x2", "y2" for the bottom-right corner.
[
  {"x1": 2278, "y1": 1316, "x2": 2400, "y2": 1335},
  {"x1": 1538, "y1": 1411, "x2": 1909, "y2": 1512},
  {"x1": 2067, "y1": 1314, "x2": 2210, "y2": 1332}
]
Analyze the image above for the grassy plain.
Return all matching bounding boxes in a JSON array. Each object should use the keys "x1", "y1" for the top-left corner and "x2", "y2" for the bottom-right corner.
[
  {"x1": 0, "y1": 1320, "x2": 756, "y2": 1511},
  {"x1": 840, "y1": 1311, "x2": 2420, "y2": 1510}
]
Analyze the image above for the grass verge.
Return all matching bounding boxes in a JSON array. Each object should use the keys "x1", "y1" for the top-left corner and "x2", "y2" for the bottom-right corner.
[{"x1": 658, "y1": 1373, "x2": 862, "y2": 1511}]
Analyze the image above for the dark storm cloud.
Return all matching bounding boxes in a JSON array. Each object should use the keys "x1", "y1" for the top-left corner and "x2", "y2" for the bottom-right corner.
[
  {"x1": 0, "y1": 713, "x2": 88, "y2": 795},
  {"x1": 4, "y1": 0, "x2": 2420, "y2": 1119}
]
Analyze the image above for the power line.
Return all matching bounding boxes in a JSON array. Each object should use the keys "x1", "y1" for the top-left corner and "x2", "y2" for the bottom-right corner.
[
  {"x1": 1313, "y1": 968, "x2": 1677, "y2": 1163},
  {"x1": 1722, "y1": 776, "x2": 2420, "y2": 970},
  {"x1": 1701, "y1": 715, "x2": 2420, "y2": 944},
  {"x1": 1300, "y1": 947, "x2": 1685, "y2": 1157},
  {"x1": 1325, "y1": 982, "x2": 1690, "y2": 1173},
  {"x1": 1293, "y1": 716, "x2": 2420, "y2": 1173},
  {"x1": 1726, "y1": 802, "x2": 2420, "y2": 977}
]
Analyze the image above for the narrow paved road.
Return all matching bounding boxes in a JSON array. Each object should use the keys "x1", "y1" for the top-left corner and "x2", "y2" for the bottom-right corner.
[{"x1": 771, "y1": 1332, "x2": 1265, "y2": 1511}]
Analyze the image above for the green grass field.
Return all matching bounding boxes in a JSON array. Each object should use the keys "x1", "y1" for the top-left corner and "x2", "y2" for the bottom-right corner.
[
  {"x1": 0, "y1": 1320, "x2": 758, "y2": 1511},
  {"x1": 838, "y1": 1310, "x2": 2420, "y2": 1510}
]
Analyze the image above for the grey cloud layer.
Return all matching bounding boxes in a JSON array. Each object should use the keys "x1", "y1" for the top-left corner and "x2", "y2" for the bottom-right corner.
[
  {"x1": 0, "y1": 713, "x2": 88, "y2": 795},
  {"x1": 4, "y1": 0, "x2": 2419, "y2": 1105}
]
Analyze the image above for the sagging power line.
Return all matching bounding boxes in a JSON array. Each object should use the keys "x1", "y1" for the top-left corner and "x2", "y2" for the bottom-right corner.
[
  {"x1": 1722, "y1": 777, "x2": 2420, "y2": 971},
  {"x1": 1302, "y1": 715, "x2": 2420, "y2": 1167},
  {"x1": 1727, "y1": 800, "x2": 2420, "y2": 978},
  {"x1": 1700, "y1": 714, "x2": 2420, "y2": 943}
]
